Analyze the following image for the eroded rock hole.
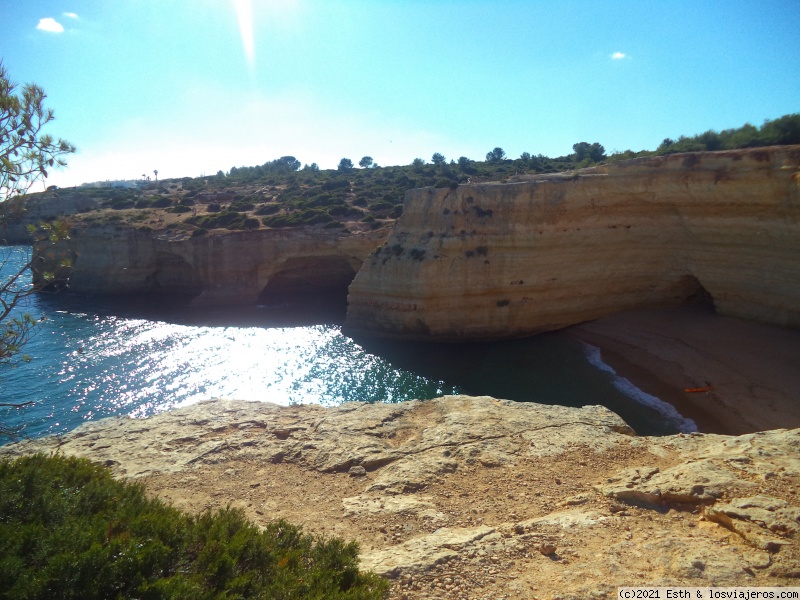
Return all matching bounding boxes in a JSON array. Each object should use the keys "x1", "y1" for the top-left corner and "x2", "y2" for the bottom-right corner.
[
  {"x1": 145, "y1": 252, "x2": 203, "y2": 303},
  {"x1": 258, "y1": 257, "x2": 357, "y2": 323},
  {"x1": 678, "y1": 275, "x2": 716, "y2": 310}
]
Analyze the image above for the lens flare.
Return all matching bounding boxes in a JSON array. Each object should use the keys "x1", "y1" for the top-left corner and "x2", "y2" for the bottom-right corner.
[{"x1": 233, "y1": 0, "x2": 255, "y2": 69}]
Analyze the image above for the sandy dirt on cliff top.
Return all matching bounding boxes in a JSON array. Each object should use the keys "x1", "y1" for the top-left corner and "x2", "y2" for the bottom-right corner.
[
  {"x1": 566, "y1": 304, "x2": 800, "y2": 435},
  {"x1": 142, "y1": 433, "x2": 800, "y2": 600}
]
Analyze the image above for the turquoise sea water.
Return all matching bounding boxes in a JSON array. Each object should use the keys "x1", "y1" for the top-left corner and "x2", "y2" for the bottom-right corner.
[{"x1": 1, "y1": 246, "x2": 694, "y2": 439}]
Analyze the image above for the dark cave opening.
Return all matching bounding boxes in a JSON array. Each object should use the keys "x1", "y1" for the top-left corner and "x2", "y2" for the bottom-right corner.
[{"x1": 257, "y1": 256, "x2": 358, "y2": 324}]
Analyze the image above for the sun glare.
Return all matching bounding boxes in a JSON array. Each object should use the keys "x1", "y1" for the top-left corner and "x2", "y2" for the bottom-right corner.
[{"x1": 233, "y1": 0, "x2": 256, "y2": 69}]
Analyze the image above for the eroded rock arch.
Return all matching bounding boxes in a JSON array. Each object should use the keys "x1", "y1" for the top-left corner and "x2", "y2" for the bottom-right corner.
[{"x1": 258, "y1": 256, "x2": 358, "y2": 318}]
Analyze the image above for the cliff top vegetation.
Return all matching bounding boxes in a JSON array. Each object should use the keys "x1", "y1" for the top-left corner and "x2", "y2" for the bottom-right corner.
[{"x1": 14, "y1": 112, "x2": 800, "y2": 240}]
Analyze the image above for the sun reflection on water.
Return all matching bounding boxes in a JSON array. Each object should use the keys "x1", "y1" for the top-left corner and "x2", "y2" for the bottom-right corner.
[
  {"x1": 2, "y1": 292, "x2": 457, "y2": 439},
  {"x1": 2, "y1": 246, "x2": 690, "y2": 440}
]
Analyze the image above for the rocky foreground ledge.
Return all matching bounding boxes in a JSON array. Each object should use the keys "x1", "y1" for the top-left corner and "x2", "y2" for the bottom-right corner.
[{"x1": 3, "y1": 396, "x2": 799, "y2": 599}]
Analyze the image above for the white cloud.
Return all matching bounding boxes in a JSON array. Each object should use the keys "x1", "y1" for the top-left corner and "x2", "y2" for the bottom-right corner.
[
  {"x1": 37, "y1": 17, "x2": 65, "y2": 33},
  {"x1": 63, "y1": 12, "x2": 79, "y2": 19},
  {"x1": 611, "y1": 51, "x2": 628, "y2": 60}
]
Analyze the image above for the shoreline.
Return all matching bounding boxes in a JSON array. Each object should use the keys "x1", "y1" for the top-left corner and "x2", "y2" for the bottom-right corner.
[
  {"x1": 578, "y1": 340, "x2": 699, "y2": 434},
  {"x1": 566, "y1": 304, "x2": 800, "y2": 435}
]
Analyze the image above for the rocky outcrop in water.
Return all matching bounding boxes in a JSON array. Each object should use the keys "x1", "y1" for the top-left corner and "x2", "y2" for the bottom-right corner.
[
  {"x1": 345, "y1": 146, "x2": 800, "y2": 340},
  {"x1": 37, "y1": 225, "x2": 385, "y2": 307},
  {"x1": 3, "y1": 396, "x2": 799, "y2": 597}
]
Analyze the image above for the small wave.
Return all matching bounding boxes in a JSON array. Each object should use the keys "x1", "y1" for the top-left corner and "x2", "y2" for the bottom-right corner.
[{"x1": 582, "y1": 343, "x2": 698, "y2": 433}]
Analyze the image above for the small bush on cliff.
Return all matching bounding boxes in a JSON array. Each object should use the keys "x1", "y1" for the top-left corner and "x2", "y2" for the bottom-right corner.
[
  {"x1": 151, "y1": 196, "x2": 172, "y2": 208},
  {"x1": 188, "y1": 211, "x2": 248, "y2": 230},
  {"x1": 0, "y1": 454, "x2": 389, "y2": 600},
  {"x1": 255, "y1": 203, "x2": 280, "y2": 215}
]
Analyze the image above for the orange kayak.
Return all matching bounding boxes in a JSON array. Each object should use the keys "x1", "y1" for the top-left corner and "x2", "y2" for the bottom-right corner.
[{"x1": 684, "y1": 386, "x2": 712, "y2": 393}]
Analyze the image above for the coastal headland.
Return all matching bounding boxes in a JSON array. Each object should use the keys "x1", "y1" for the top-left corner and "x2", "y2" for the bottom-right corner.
[
  {"x1": 3, "y1": 146, "x2": 800, "y2": 596},
  {"x1": 19, "y1": 146, "x2": 800, "y2": 340},
  {"x1": 21, "y1": 146, "x2": 800, "y2": 433},
  {"x1": 345, "y1": 146, "x2": 800, "y2": 340}
]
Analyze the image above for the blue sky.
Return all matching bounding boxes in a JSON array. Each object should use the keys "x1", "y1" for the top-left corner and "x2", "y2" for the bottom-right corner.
[{"x1": 2, "y1": 1, "x2": 799, "y2": 188}]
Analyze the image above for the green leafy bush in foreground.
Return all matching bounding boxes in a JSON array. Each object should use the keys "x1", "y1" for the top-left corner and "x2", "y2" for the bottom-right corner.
[{"x1": 0, "y1": 454, "x2": 389, "y2": 600}]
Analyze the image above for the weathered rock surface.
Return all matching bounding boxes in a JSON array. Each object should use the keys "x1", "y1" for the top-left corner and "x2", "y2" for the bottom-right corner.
[
  {"x1": 3, "y1": 396, "x2": 799, "y2": 598},
  {"x1": 37, "y1": 225, "x2": 385, "y2": 306},
  {"x1": 345, "y1": 146, "x2": 800, "y2": 340},
  {"x1": 706, "y1": 496, "x2": 800, "y2": 552},
  {"x1": 1, "y1": 395, "x2": 633, "y2": 480}
]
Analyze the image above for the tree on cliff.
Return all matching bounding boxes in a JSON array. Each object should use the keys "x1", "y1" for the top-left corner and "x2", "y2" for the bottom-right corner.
[
  {"x1": 1, "y1": 61, "x2": 75, "y2": 437},
  {"x1": 358, "y1": 156, "x2": 374, "y2": 169},
  {"x1": 485, "y1": 147, "x2": 506, "y2": 162},
  {"x1": 572, "y1": 142, "x2": 606, "y2": 163},
  {"x1": 337, "y1": 158, "x2": 353, "y2": 171},
  {"x1": 0, "y1": 64, "x2": 75, "y2": 201},
  {"x1": 270, "y1": 156, "x2": 301, "y2": 172}
]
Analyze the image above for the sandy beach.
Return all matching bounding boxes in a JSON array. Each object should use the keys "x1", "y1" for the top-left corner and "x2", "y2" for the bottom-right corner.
[{"x1": 566, "y1": 304, "x2": 800, "y2": 435}]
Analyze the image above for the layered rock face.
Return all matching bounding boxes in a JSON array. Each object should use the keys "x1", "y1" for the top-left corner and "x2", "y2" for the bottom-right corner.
[
  {"x1": 345, "y1": 146, "x2": 800, "y2": 340},
  {"x1": 38, "y1": 226, "x2": 385, "y2": 307}
]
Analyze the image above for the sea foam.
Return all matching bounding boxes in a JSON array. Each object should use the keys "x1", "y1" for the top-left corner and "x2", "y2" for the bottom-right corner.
[{"x1": 582, "y1": 343, "x2": 698, "y2": 433}]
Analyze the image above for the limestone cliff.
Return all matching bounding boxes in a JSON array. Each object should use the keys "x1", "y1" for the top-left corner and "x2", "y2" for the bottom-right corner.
[
  {"x1": 3, "y1": 396, "x2": 799, "y2": 596},
  {"x1": 37, "y1": 225, "x2": 385, "y2": 307},
  {"x1": 345, "y1": 146, "x2": 800, "y2": 340},
  {"x1": 0, "y1": 189, "x2": 102, "y2": 244}
]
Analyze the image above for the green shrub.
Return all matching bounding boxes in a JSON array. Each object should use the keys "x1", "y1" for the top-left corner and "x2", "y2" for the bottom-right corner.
[
  {"x1": 262, "y1": 207, "x2": 338, "y2": 228},
  {"x1": 230, "y1": 200, "x2": 255, "y2": 212},
  {"x1": 206, "y1": 203, "x2": 221, "y2": 213},
  {"x1": 368, "y1": 201, "x2": 393, "y2": 213},
  {"x1": 192, "y1": 228, "x2": 208, "y2": 237},
  {"x1": 308, "y1": 212, "x2": 333, "y2": 225},
  {"x1": 254, "y1": 203, "x2": 279, "y2": 215},
  {"x1": 151, "y1": 197, "x2": 172, "y2": 208},
  {"x1": 190, "y1": 211, "x2": 247, "y2": 230},
  {"x1": 306, "y1": 194, "x2": 339, "y2": 207},
  {"x1": 0, "y1": 454, "x2": 389, "y2": 600},
  {"x1": 106, "y1": 198, "x2": 136, "y2": 210},
  {"x1": 327, "y1": 204, "x2": 360, "y2": 218},
  {"x1": 167, "y1": 205, "x2": 192, "y2": 214},
  {"x1": 320, "y1": 179, "x2": 350, "y2": 192},
  {"x1": 262, "y1": 215, "x2": 291, "y2": 227}
]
